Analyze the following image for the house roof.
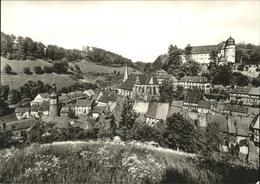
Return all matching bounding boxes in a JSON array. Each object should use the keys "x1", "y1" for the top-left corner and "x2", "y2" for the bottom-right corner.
[
  {"x1": 120, "y1": 74, "x2": 159, "y2": 90},
  {"x1": 146, "y1": 102, "x2": 169, "y2": 121},
  {"x1": 179, "y1": 76, "x2": 208, "y2": 83},
  {"x1": 83, "y1": 89, "x2": 95, "y2": 96},
  {"x1": 251, "y1": 114, "x2": 259, "y2": 129},
  {"x1": 75, "y1": 99, "x2": 93, "y2": 107},
  {"x1": 224, "y1": 104, "x2": 248, "y2": 114},
  {"x1": 206, "y1": 114, "x2": 228, "y2": 132},
  {"x1": 133, "y1": 102, "x2": 149, "y2": 114},
  {"x1": 197, "y1": 100, "x2": 211, "y2": 109},
  {"x1": 228, "y1": 116, "x2": 252, "y2": 136},
  {"x1": 228, "y1": 86, "x2": 260, "y2": 96},
  {"x1": 98, "y1": 94, "x2": 117, "y2": 104},
  {"x1": 15, "y1": 107, "x2": 29, "y2": 113},
  {"x1": 5, "y1": 119, "x2": 38, "y2": 131},
  {"x1": 92, "y1": 105, "x2": 107, "y2": 114},
  {"x1": 41, "y1": 115, "x2": 76, "y2": 129},
  {"x1": 39, "y1": 93, "x2": 50, "y2": 98},
  {"x1": 189, "y1": 45, "x2": 218, "y2": 54},
  {"x1": 153, "y1": 70, "x2": 173, "y2": 80},
  {"x1": 171, "y1": 100, "x2": 183, "y2": 107}
]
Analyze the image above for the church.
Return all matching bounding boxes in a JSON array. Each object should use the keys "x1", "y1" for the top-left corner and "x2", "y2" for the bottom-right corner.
[
  {"x1": 180, "y1": 36, "x2": 236, "y2": 65},
  {"x1": 118, "y1": 65, "x2": 160, "y2": 101}
]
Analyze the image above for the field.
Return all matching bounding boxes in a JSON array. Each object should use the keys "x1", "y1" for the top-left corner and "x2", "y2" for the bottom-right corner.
[
  {"x1": 76, "y1": 59, "x2": 140, "y2": 74},
  {"x1": 1, "y1": 57, "x2": 140, "y2": 89},
  {"x1": 0, "y1": 140, "x2": 258, "y2": 184}
]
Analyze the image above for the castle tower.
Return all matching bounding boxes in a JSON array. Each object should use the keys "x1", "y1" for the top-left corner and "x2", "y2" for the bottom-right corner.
[
  {"x1": 49, "y1": 83, "x2": 59, "y2": 117},
  {"x1": 225, "y1": 36, "x2": 236, "y2": 63},
  {"x1": 123, "y1": 64, "x2": 128, "y2": 82}
]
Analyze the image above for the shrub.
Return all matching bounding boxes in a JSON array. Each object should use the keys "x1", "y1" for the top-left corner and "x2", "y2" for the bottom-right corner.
[
  {"x1": 24, "y1": 67, "x2": 32, "y2": 75},
  {"x1": 43, "y1": 66, "x2": 53, "y2": 74},
  {"x1": 4, "y1": 64, "x2": 12, "y2": 74},
  {"x1": 33, "y1": 66, "x2": 43, "y2": 74}
]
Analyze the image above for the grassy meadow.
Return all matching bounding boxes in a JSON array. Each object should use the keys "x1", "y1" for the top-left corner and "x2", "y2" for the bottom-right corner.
[
  {"x1": 1, "y1": 57, "x2": 140, "y2": 89},
  {"x1": 0, "y1": 140, "x2": 258, "y2": 184}
]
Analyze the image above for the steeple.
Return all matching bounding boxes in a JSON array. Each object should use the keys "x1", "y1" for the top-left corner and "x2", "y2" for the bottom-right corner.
[
  {"x1": 123, "y1": 63, "x2": 128, "y2": 82},
  {"x1": 50, "y1": 82, "x2": 59, "y2": 117}
]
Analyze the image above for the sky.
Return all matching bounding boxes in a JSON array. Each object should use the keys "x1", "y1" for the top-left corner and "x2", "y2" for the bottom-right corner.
[{"x1": 1, "y1": 1, "x2": 260, "y2": 63}]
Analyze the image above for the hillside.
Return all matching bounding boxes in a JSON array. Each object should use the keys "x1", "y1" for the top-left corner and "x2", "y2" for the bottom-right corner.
[
  {"x1": 0, "y1": 140, "x2": 258, "y2": 184},
  {"x1": 75, "y1": 59, "x2": 140, "y2": 74},
  {"x1": 1, "y1": 57, "x2": 141, "y2": 89}
]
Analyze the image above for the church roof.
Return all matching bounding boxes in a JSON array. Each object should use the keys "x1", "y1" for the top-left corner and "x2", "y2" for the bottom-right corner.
[{"x1": 120, "y1": 74, "x2": 158, "y2": 90}]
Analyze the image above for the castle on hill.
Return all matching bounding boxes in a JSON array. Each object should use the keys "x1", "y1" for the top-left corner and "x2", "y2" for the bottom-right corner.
[{"x1": 180, "y1": 36, "x2": 236, "y2": 65}]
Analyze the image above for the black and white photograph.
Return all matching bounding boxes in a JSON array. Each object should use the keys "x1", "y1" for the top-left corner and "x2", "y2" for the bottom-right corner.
[{"x1": 0, "y1": 1, "x2": 259, "y2": 183}]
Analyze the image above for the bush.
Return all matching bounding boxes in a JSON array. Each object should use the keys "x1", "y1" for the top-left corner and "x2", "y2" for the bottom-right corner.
[
  {"x1": 43, "y1": 66, "x2": 53, "y2": 74},
  {"x1": 4, "y1": 64, "x2": 12, "y2": 74},
  {"x1": 33, "y1": 66, "x2": 43, "y2": 74},
  {"x1": 24, "y1": 67, "x2": 32, "y2": 75}
]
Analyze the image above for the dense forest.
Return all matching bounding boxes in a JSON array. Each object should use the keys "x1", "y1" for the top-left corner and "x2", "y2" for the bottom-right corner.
[{"x1": 1, "y1": 32, "x2": 133, "y2": 66}]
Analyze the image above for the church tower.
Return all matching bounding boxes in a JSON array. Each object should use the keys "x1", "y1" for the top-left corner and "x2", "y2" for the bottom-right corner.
[
  {"x1": 225, "y1": 36, "x2": 236, "y2": 63},
  {"x1": 49, "y1": 83, "x2": 59, "y2": 117},
  {"x1": 123, "y1": 64, "x2": 128, "y2": 82}
]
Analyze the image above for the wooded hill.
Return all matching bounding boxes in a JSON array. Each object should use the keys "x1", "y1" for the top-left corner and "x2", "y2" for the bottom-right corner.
[{"x1": 1, "y1": 32, "x2": 134, "y2": 67}]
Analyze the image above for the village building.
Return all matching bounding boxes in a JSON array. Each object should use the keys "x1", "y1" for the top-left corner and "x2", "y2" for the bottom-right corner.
[
  {"x1": 145, "y1": 102, "x2": 169, "y2": 127},
  {"x1": 30, "y1": 93, "x2": 50, "y2": 106},
  {"x1": 178, "y1": 76, "x2": 211, "y2": 93},
  {"x1": 14, "y1": 107, "x2": 30, "y2": 120},
  {"x1": 2, "y1": 118, "x2": 38, "y2": 138},
  {"x1": 228, "y1": 86, "x2": 260, "y2": 106},
  {"x1": 167, "y1": 101, "x2": 183, "y2": 118},
  {"x1": 223, "y1": 104, "x2": 249, "y2": 116},
  {"x1": 183, "y1": 100, "x2": 211, "y2": 113},
  {"x1": 118, "y1": 70, "x2": 160, "y2": 101},
  {"x1": 83, "y1": 89, "x2": 96, "y2": 97},
  {"x1": 74, "y1": 99, "x2": 94, "y2": 117},
  {"x1": 152, "y1": 69, "x2": 177, "y2": 85},
  {"x1": 250, "y1": 114, "x2": 259, "y2": 147},
  {"x1": 180, "y1": 36, "x2": 236, "y2": 65}
]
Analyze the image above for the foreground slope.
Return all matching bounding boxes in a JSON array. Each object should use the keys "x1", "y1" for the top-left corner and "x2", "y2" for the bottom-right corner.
[{"x1": 0, "y1": 140, "x2": 258, "y2": 184}]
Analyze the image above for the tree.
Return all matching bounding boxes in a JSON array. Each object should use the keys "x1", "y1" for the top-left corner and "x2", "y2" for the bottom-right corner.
[
  {"x1": 165, "y1": 44, "x2": 182, "y2": 72},
  {"x1": 252, "y1": 74, "x2": 260, "y2": 87},
  {"x1": 8, "y1": 89, "x2": 22, "y2": 105},
  {"x1": 24, "y1": 67, "x2": 32, "y2": 75},
  {"x1": 116, "y1": 98, "x2": 138, "y2": 139},
  {"x1": 4, "y1": 64, "x2": 12, "y2": 74},
  {"x1": 53, "y1": 61, "x2": 68, "y2": 74},
  {"x1": 210, "y1": 65, "x2": 234, "y2": 86},
  {"x1": 164, "y1": 113, "x2": 196, "y2": 153},
  {"x1": 209, "y1": 50, "x2": 218, "y2": 63},
  {"x1": 43, "y1": 66, "x2": 53, "y2": 73},
  {"x1": 0, "y1": 85, "x2": 9, "y2": 100},
  {"x1": 203, "y1": 122, "x2": 224, "y2": 157},
  {"x1": 16, "y1": 36, "x2": 27, "y2": 60},
  {"x1": 180, "y1": 60, "x2": 201, "y2": 76},
  {"x1": 232, "y1": 72, "x2": 250, "y2": 86},
  {"x1": 0, "y1": 98, "x2": 9, "y2": 115},
  {"x1": 34, "y1": 66, "x2": 43, "y2": 74},
  {"x1": 159, "y1": 80, "x2": 174, "y2": 102}
]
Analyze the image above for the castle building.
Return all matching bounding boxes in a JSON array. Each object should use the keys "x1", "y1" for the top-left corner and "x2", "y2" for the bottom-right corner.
[
  {"x1": 180, "y1": 36, "x2": 236, "y2": 65},
  {"x1": 118, "y1": 65, "x2": 160, "y2": 101},
  {"x1": 49, "y1": 83, "x2": 59, "y2": 117}
]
